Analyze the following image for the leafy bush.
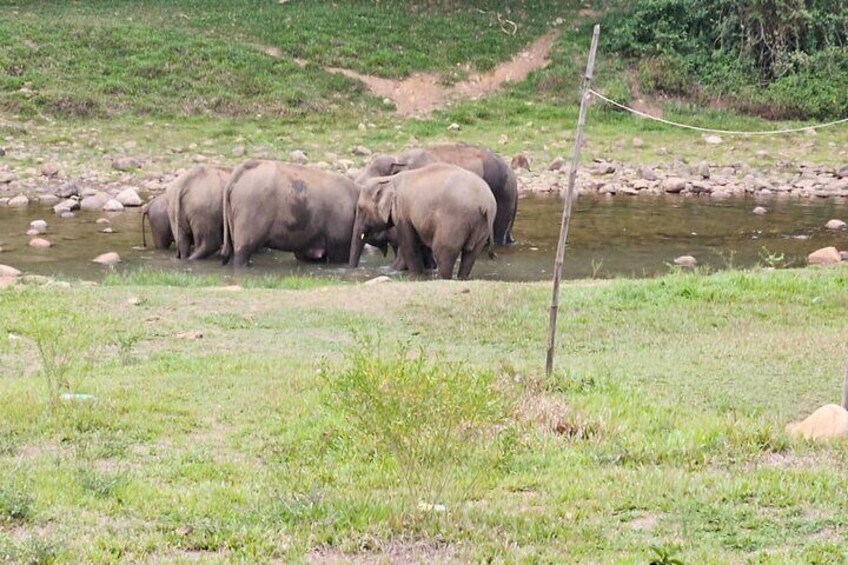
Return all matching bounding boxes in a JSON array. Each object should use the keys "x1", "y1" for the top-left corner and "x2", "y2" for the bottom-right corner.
[
  {"x1": 602, "y1": 0, "x2": 848, "y2": 119},
  {"x1": 321, "y1": 338, "x2": 516, "y2": 517}
]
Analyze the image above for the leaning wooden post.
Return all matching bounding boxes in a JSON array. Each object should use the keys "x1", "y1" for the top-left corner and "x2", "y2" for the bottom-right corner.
[{"x1": 545, "y1": 24, "x2": 600, "y2": 377}]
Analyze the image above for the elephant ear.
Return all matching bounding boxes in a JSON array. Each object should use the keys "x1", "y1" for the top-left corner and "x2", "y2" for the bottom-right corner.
[
  {"x1": 388, "y1": 161, "x2": 408, "y2": 175},
  {"x1": 373, "y1": 180, "x2": 396, "y2": 225}
]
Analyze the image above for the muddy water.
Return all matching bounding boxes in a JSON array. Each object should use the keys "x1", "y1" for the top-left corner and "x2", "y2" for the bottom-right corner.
[{"x1": 0, "y1": 194, "x2": 845, "y2": 282}]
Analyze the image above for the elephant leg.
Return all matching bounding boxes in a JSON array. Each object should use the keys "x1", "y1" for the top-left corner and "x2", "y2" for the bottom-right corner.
[
  {"x1": 457, "y1": 250, "x2": 478, "y2": 280},
  {"x1": 233, "y1": 246, "x2": 253, "y2": 268},
  {"x1": 187, "y1": 239, "x2": 215, "y2": 261},
  {"x1": 397, "y1": 223, "x2": 426, "y2": 275},
  {"x1": 177, "y1": 232, "x2": 192, "y2": 260},
  {"x1": 434, "y1": 247, "x2": 460, "y2": 280}
]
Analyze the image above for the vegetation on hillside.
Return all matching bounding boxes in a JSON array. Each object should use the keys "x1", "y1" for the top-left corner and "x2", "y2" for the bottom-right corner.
[{"x1": 601, "y1": 0, "x2": 848, "y2": 120}]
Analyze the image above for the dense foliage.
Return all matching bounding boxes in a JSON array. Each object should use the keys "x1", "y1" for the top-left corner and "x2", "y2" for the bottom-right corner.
[{"x1": 601, "y1": 0, "x2": 848, "y2": 119}]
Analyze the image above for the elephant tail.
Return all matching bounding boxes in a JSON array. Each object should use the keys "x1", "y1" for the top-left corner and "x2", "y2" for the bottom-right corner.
[
  {"x1": 503, "y1": 165, "x2": 518, "y2": 245},
  {"x1": 483, "y1": 204, "x2": 496, "y2": 260},
  {"x1": 172, "y1": 183, "x2": 184, "y2": 259},
  {"x1": 220, "y1": 174, "x2": 234, "y2": 266},
  {"x1": 141, "y1": 205, "x2": 149, "y2": 248}
]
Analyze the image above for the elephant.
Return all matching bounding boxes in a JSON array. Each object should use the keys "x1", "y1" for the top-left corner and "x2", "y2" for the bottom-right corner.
[
  {"x1": 221, "y1": 160, "x2": 359, "y2": 268},
  {"x1": 141, "y1": 195, "x2": 173, "y2": 250},
  {"x1": 357, "y1": 143, "x2": 517, "y2": 246},
  {"x1": 165, "y1": 164, "x2": 230, "y2": 260},
  {"x1": 350, "y1": 163, "x2": 496, "y2": 280}
]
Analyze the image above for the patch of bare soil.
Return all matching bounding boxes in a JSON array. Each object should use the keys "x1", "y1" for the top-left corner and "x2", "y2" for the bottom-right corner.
[
  {"x1": 289, "y1": 30, "x2": 560, "y2": 117},
  {"x1": 626, "y1": 71, "x2": 664, "y2": 119},
  {"x1": 307, "y1": 541, "x2": 462, "y2": 565}
]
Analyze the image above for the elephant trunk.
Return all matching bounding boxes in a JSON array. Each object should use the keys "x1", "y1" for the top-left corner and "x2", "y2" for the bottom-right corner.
[{"x1": 349, "y1": 216, "x2": 366, "y2": 268}]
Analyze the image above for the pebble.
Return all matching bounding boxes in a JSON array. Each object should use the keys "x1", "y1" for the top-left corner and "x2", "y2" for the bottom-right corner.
[
  {"x1": 7, "y1": 194, "x2": 28, "y2": 207},
  {"x1": 116, "y1": 187, "x2": 142, "y2": 207},
  {"x1": 0, "y1": 265, "x2": 22, "y2": 277},
  {"x1": 807, "y1": 247, "x2": 841, "y2": 266},
  {"x1": 752, "y1": 206, "x2": 767, "y2": 215},
  {"x1": 92, "y1": 252, "x2": 121, "y2": 265},
  {"x1": 102, "y1": 199, "x2": 125, "y2": 212},
  {"x1": 673, "y1": 255, "x2": 697, "y2": 268},
  {"x1": 28, "y1": 238, "x2": 52, "y2": 248},
  {"x1": 825, "y1": 219, "x2": 846, "y2": 231}
]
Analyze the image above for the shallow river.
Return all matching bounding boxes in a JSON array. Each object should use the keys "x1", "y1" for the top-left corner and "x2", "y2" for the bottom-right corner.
[{"x1": 0, "y1": 194, "x2": 846, "y2": 282}]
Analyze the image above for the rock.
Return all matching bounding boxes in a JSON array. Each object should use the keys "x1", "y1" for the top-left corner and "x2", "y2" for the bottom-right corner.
[
  {"x1": 631, "y1": 137, "x2": 644, "y2": 148},
  {"x1": 364, "y1": 275, "x2": 392, "y2": 286},
  {"x1": 177, "y1": 330, "x2": 203, "y2": 341},
  {"x1": 192, "y1": 154, "x2": 207, "y2": 163},
  {"x1": 620, "y1": 186, "x2": 639, "y2": 196},
  {"x1": 807, "y1": 246, "x2": 842, "y2": 266},
  {"x1": 290, "y1": 150, "x2": 308, "y2": 164},
  {"x1": 26, "y1": 229, "x2": 39, "y2": 236},
  {"x1": 53, "y1": 198, "x2": 79, "y2": 214},
  {"x1": 593, "y1": 162, "x2": 616, "y2": 175},
  {"x1": 837, "y1": 165, "x2": 848, "y2": 179},
  {"x1": 80, "y1": 192, "x2": 110, "y2": 210},
  {"x1": 446, "y1": 122, "x2": 461, "y2": 131},
  {"x1": 101, "y1": 227, "x2": 114, "y2": 234},
  {"x1": 103, "y1": 199, "x2": 124, "y2": 212},
  {"x1": 7, "y1": 194, "x2": 29, "y2": 207},
  {"x1": 60, "y1": 212, "x2": 75, "y2": 219},
  {"x1": 711, "y1": 190, "x2": 731, "y2": 200},
  {"x1": 752, "y1": 206, "x2": 767, "y2": 215},
  {"x1": 53, "y1": 182, "x2": 79, "y2": 198},
  {"x1": 825, "y1": 219, "x2": 846, "y2": 231},
  {"x1": 673, "y1": 255, "x2": 697, "y2": 268},
  {"x1": 112, "y1": 157, "x2": 141, "y2": 171},
  {"x1": 511, "y1": 154, "x2": 531, "y2": 171},
  {"x1": 351, "y1": 145, "x2": 372, "y2": 157},
  {"x1": 231, "y1": 145, "x2": 245, "y2": 158},
  {"x1": 786, "y1": 404, "x2": 848, "y2": 440},
  {"x1": 81, "y1": 187, "x2": 100, "y2": 198},
  {"x1": 639, "y1": 167, "x2": 658, "y2": 181},
  {"x1": 548, "y1": 156, "x2": 565, "y2": 171},
  {"x1": 0, "y1": 265, "x2": 22, "y2": 277},
  {"x1": 95, "y1": 218, "x2": 111, "y2": 225},
  {"x1": 0, "y1": 172, "x2": 17, "y2": 184},
  {"x1": 115, "y1": 187, "x2": 142, "y2": 207},
  {"x1": 38, "y1": 194, "x2": 60, "y2": 206},
  {"x1": 841, "y1": 252, "x2": 848, "y2": 262},
  {"x1": 41, "y1": 162, "x2": 61, "y2": 177},
  {"x1": 28, "y1": 238, "x2": 52, "y2": 248},
  {"x1": 92, "y1": 252, "x2": 121, "y2": 265},
  {"x1": 697, "y1": 162, "x2": 711, "y2": 179},
  {"x1": 703, "y1": 134, "x2": 723, "y2": 145},
  {"x1": 599, "y1": 183, "x2": 618, "y2": 195},
  {"x1": 663, "y1": 177, "x2": 687, "y2": 194}
]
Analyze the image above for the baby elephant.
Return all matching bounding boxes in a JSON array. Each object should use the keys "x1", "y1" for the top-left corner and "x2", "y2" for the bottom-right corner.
[
  {"x1": 166, "y1": 165, "x2": 231, "y2": 260},
  {"x1": 350, "y1": 163, "x2": 496, "y2": 280}
]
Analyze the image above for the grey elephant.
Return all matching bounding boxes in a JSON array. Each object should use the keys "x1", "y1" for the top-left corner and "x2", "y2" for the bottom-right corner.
[
  {"x1": 221, "y1": 160, "x2": 359, "y2": 267},
  {"x1": 165, "y1": 165, "x2": 231, "y2": 261},
  {"x1": 141, "y1": 195, "x2": 173, "y2": 250},
  {"x1": 357, "y1": 143, "x2": 517, "y2": 246},
  {"x1": 350, "y1": 163, "x2": 495, "y2": 280}
]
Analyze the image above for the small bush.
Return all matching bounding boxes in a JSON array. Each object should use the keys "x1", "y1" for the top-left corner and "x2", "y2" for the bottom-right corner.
[
  {"x1": 322, "y1": 338, "x2": 516, "y2": 516},
  {"x1": 0, "y1": 476, "x2": 34, "y2": 524},
  {"x1": 637, "y1": 54, "x2": 691, "y2": 97}
]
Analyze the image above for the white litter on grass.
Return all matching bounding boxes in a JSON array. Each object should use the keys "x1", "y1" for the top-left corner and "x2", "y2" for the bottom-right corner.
[{"x1": 60, "y1": 393, "x2": 97, "y2": 402}]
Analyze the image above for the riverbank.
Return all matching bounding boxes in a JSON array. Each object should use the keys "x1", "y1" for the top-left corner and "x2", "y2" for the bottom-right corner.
[{"x1": 1, "y1": 268, "x2": 847, "y2": 563}]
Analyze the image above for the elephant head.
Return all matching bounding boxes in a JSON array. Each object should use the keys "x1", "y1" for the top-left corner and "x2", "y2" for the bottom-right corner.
[
  {"x1": 349, "y1": 178, "x2": 396, "y2": 267},
  {"x1": 356, "y1": 154, "x2": 408, "y2": 184}
]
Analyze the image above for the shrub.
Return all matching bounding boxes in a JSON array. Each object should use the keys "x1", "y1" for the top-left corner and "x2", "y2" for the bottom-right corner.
[{"x1": 321, "y1": 338, "x2": 516, "y2": 517}]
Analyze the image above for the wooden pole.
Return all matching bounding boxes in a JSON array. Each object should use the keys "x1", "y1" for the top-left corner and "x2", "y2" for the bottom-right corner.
[{"x1": 545, "y1": 24, "x2": 600, "y2": 377}]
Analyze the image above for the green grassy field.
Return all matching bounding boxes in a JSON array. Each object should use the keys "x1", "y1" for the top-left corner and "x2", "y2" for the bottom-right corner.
[{"x1": 1, "y1": 267, "x2": 848, "y2": 563}]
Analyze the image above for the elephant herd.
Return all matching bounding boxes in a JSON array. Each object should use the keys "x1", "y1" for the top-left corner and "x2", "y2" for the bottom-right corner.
[{"x1": 141, "y1": 143, "x2": 518, "y2": 280}]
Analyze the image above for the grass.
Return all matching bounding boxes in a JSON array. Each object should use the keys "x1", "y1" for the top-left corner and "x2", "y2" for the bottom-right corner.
[{"x1": 1, "y1": 267, "x2": 847, "y2": 562}]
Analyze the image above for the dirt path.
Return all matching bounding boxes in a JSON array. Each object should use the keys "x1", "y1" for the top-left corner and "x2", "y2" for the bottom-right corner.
[{"x1": 270, "y1": 30, "x2": 560, "y2": 117}]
